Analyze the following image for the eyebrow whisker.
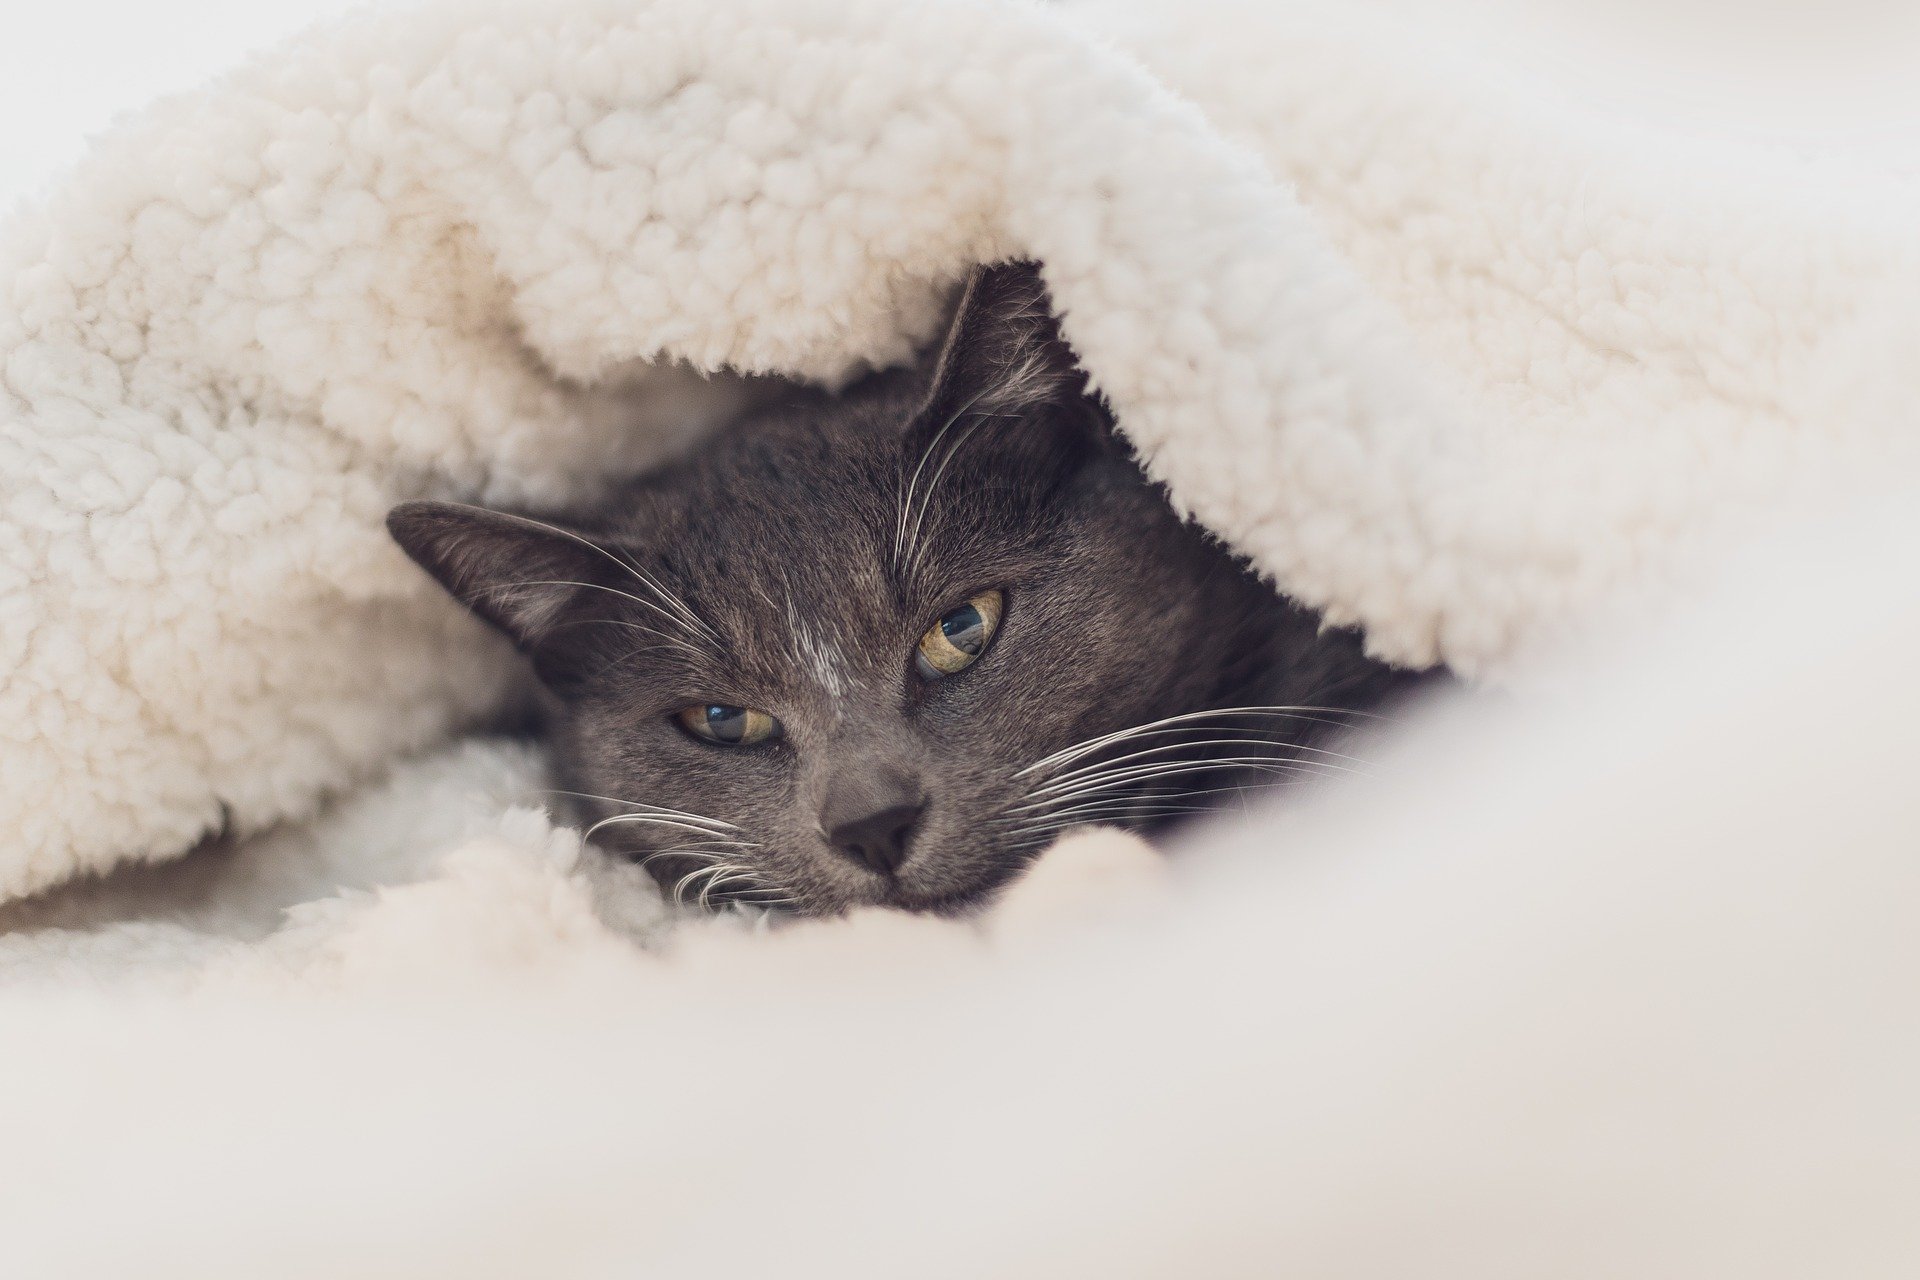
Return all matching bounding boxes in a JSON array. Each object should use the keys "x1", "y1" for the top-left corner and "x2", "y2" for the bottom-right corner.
[
  {"x1": 474, "y1": 509, "x2": 724, "y2": 646},
  {"x1": 902, "y1": 412, "x2": 1016, "y2": 581},
  {"x1": 894, "y1": 386, "x2": 992, "y2": 573},
  {"x1": 479, "y1": 579, "x2": 717, "y2": 655}
]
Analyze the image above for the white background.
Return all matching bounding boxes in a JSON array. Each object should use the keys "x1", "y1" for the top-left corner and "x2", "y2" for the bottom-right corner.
[
  {"x1": 3, "y1": 0, "x2": 1920, "y2": 206},
  {"x1": 1, "y1": 0, "x2": 362, "y2": 205}
]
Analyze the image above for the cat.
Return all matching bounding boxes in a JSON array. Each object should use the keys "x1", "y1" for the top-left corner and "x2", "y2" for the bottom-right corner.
[{"x1": 388, "y1": 262, "x2": 1419, "y2": 916}]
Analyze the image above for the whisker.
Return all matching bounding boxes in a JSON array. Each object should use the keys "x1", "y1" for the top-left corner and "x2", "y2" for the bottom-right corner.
[
  {"x1": 576, "y1": 805, "x2": 740, "y2": 832},
  {"x1": 1011, "y1": 816, "x2": 1193, "y2": 843},
  {"x1": 477, "y1": 578, "x2": 717, "y2": 653},
  {"x1": 1015, "y1": 706, "x2": 1378, "y2": 779},
  {"x1": 697, "y1": 865, "x2": 770, "y2": 910},
  {"x1": 553, "y1": 783, "x2": 775, "y2": 913},
  {"x1": 546, "y1": 617, "x2": 710, "y2": 664},
  {"x1": 594, "y1": 833, "x2": 780, "y2": 915},
  {"x1": 675, "y1": 861, "x2": 740, "y2": 909},
  {"x1": 582, "y1": 814, "x2": 745, "y2": 843},
  {"x1": 542, "y1": 790, "x2": 741, "y2": 831},
  {"x1": 635, "y1": 844, "x2": 740, "y2": 873},
  {"x1": 1006, "y1": 785, "x2": 1264, "y2": 833},
  {"x1": 473, "y1": 509, "x2": 723, "y2": 645},
  {"x1": 671, "y1": 864, "x2": 722, "y2": 910},
  {"x1": 1025, "y1": 707, "x2": 1372, "y2": 774},
  {"x1": 1010, "y1": 805, "x2": 1208, "y2": 837},
  {"x1": 673, "y1": 859, "x2": 776, "y2": 913},
  {"x1": 894, "y1": 387, "x2": 993, "y2": 571},
  {"x1": 1026, "y1": 754, "x2": 1367, "y2": 810},
  {"x1": 904, "y1": 413, "x2": 1018, "y2": 580},
  {"x1": 1012, "y1": 795, "x2": 1218, "y2": 825},
  {"x1": 1045, "y1": 778, "x2": 1272, "y2": 817},
  {"x1": 1000, "y1": 774, "x2": 1305, "y2": 845},
  {"x1": 1013, "y1": 759, "x2": 1346, "y2": 814},
  {"x1": 1029, "y1": 734, "x2": 1373, "y2": 796}
]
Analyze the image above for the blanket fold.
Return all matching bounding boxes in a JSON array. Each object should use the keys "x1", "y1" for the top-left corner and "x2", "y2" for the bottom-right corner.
[
  {"x1": 5, "y1": 0, "x2": 1920, "y2": 1271},
  {"x1": 7, "y1": 0, "x2": 1916, "y2": 905}
]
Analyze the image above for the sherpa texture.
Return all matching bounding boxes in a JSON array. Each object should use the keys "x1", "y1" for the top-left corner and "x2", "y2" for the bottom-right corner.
[
  {"x1": 10, "y1": 0, "x2": 1919, "y2": 904},
  {"x1": 2, "y1": 0, "x2": 1919, "y2": 1272}
]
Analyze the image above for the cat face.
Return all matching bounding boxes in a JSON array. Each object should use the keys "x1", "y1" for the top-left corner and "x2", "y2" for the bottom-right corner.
[{"x1": 390, "y1": 263, "x2": 1402, "y2": 915}]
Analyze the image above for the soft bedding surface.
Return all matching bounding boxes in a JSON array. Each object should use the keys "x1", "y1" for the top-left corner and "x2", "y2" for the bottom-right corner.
[{"x1": 2, "y1": 0, "x2": 1917, "y2": 1273}]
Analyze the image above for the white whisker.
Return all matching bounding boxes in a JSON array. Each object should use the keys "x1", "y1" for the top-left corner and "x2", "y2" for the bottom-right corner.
[
  {"x1": 549, "y1": 616, "x2": 711, "y2": 663},
  {"x1": 1001, "y1": 778, "x2": 1290, "y2": 844},
  {"x1": 1029, "y1": 734, "x2": 1373, "y2": 796},
  {"x1": 548, "y1": 787, "x2": 779, "y2": 914},
  {"x1": 582, "y1": 814, "x2": 743, "y2": 844},
  {"x1": 1014, "y1": 706, "x2": 1375, "y2": 779},
  {"x1": 672, "y1": 864, "x2": 722, "y2": 910},
  {"x1": 1014, "y1": 759, "x2": 1341, "y2": 816},
  {"x1": 543, "y1": 790, "x2": 741, "y2": 830},
  {"x1": 904, "y1": 412, "x2": 1017, "y2": 580},
  {"x1": 477, "y1": 509, "x2": 723, "y2": 645},
  {"x1": 894, "y1": 389, "x2": 1003, "y2": 575},
  {"x1": 484, "y1": 578, "x2": 717, "y2": 655},
  {"x1": 635, "y1": 844, "x2": 741, "y2": 873},
  {"x1": 697, "y1": 865, "x2": 769, "y2": 909},
  {"x1": 894, "y1": 389, "x2": 985, "y2": 568},
  {"x1": 1023, "y1": 754, "x2": 1346, "y2": 800}
]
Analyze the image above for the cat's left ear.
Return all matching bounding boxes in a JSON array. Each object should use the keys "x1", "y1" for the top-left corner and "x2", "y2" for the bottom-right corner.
[
  {"x1": 916, "y1": 260, "x2": 1102, "y2": 434},
  {"x1": 386, "y1": 501, "x2": 610, "y2": 656}
]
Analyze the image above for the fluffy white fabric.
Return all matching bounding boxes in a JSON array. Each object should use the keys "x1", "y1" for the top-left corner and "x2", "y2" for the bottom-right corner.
[{"x1": 2, "y1": 0, "x2": 1917, "y2": 1271}]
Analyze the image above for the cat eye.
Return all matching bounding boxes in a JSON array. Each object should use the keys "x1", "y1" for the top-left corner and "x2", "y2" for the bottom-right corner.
[
  {"x1": 916, "y1": 589, "x2": 1004, "y2": 680},
  {"x1": 675, "y1": 704, "x2": 781, "y2": 746}
]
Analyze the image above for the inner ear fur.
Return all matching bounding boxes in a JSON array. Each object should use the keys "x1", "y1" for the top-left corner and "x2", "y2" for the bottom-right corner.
[
  {"x1": 918, "y1": 260, "x2": 1088, "y2": 424},
  {"x1": 906, "y1": 260, "x2": 1113, "y2": 485},
  {"x1": 386, "y1": 501, "x2": 616, "y2": 651}
]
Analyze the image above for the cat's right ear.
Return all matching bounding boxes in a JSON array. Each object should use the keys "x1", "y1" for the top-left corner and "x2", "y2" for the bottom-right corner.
[
  {"x1": 386, "y1": 501, "x2": 607, "y2": 651},
  {"x1": 918, "y1": 260, "x2": 1087, "y2": 426},
  {"x1": 903, "y1": 261, "x2": 1112, "y2": 492}
]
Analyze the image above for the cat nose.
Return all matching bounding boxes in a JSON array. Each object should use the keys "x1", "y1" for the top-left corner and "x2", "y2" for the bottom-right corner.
[
  {"x1": 827, "y1": 802, "x2": 924, "y2": 876},
  {"x1": 820, "y1": 768, "x2": 926, "y2": 877}
]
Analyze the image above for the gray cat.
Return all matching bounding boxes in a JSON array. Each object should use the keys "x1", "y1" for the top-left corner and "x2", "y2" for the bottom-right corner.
[{"x1": 389, "y1": 263, "x2": 1417, "y2": 915}]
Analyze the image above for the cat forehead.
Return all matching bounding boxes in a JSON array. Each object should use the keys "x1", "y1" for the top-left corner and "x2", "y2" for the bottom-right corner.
[
  {"x1": 600, "y1": 436, "x2": 899, "y2": 666},
  {"x1": 584, "y1": 386, "x2": 1081, "y2": 683},
  {"x1": 652, "y1": 427, "x2": 898, "y2": 574},
  {"x1": 639, "y1": 398, "x2": 1033, "y2": 573}
]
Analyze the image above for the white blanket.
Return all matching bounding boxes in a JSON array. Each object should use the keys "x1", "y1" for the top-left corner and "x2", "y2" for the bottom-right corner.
[{"x1": 3, "y1": 0, "x2": 1917, "y2": 1272}]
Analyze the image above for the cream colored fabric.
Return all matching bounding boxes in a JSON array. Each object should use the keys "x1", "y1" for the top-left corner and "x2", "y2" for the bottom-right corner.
[{"x1": 1, "y1": 1, "x2": 1916, "y2": 1271}]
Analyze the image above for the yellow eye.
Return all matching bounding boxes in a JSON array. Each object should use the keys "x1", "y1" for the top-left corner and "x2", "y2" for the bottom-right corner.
[
  {"x1": 675, "y1": 704, "x2": 781, "y2": 746},
  {"x1": 916, "y1": 590, "x2": 1004, "y2": 680}
]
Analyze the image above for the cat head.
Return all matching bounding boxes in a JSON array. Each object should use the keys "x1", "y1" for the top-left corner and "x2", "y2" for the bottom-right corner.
[{"x1": 389, "y1": 262, "x2": 1392, "y2": 915}]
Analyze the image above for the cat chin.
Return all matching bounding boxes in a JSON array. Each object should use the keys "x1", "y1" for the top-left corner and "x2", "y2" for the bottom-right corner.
[
  {"x1": 802, "y1": 867, "x2": 1019, "y2": 918},
  {"x1": 884, "y1": 884, "x2": 999, "y2": 918},
  {"x1": 818, "y1": 826, "x2": 1165, "y2": 921}
]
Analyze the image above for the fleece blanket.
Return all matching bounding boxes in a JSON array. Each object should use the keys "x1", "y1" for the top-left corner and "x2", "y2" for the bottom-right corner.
[{"x1": 3, "y1": 0, "x2": 1919, "y2": 1272}]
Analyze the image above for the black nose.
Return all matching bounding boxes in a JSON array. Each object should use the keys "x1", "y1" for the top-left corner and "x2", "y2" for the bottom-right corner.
[
  {"x1": 820, "y1": 767, "x2": 926, "y2": 877},
  {"x1": 826, "y1": 800, "x2": 924, "y2": 876}
]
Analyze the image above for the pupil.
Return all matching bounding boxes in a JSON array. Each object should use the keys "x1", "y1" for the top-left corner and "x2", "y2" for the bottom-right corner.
[
  {"x1": 706, "y1": 705, "x2": 746, "y2": 743},
  {"x1": 941, "y1": 605, "x2": 985, "y2": 655}
]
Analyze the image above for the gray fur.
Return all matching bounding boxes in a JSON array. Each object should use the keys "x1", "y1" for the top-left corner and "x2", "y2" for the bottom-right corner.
[{"x1": 389, "y1": 262, "x2": 1419, "y2": 915}]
